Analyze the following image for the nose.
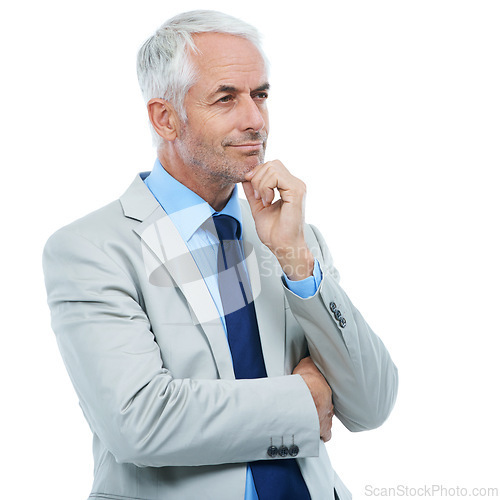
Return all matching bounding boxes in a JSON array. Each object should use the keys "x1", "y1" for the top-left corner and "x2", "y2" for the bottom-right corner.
[{"x1": 239, "y1": 96, "x2": 266, "y2": 132}]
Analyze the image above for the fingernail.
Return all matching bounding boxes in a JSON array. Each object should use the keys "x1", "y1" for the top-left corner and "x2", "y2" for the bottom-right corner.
[{"x1": 254, "y1": 190, "x2": 260, "y2": 199}]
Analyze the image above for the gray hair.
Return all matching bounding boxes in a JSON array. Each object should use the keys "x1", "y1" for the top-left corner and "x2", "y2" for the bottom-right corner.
[{"x1": 137, "y1": 10, "x2": 268, "y2": 148}]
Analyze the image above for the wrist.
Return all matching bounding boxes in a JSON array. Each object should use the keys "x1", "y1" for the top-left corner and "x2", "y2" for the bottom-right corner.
[{"x1": 276, "y1": 245, "x2": 315, "y2": 281}]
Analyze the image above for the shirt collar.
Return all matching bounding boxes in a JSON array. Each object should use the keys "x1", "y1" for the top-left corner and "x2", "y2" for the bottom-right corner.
[{"x1": 144, "y1": 158, "x2": 243, "y2": 242}]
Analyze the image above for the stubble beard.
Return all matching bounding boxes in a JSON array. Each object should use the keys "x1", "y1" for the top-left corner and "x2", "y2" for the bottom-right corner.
[{"x1": 177, "y1": 124, "x2": 267, "y2": 189}]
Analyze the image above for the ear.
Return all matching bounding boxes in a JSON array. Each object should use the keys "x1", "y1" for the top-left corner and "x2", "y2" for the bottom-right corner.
[{"x1": 147, "y1": 98, "x2": 181, "y2": 142}]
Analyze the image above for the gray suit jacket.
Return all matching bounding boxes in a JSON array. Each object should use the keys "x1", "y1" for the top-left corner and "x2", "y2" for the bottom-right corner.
[{"x1": 43, "y1": 173, "x2": 398, "y2": 500}]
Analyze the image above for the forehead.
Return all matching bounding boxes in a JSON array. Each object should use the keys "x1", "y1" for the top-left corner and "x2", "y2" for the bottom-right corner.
[{"x1": 189, "y1": 33, "x2": 268, "y2": 95}]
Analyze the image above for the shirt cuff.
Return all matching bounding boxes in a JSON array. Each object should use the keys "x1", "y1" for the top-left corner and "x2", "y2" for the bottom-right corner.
[{"x1": 282, "y1": 259, "x2": 323, "y2": 298}]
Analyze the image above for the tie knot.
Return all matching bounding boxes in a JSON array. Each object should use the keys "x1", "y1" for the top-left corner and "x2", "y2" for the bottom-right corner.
[{"x1": 212, "y1": 214, "x2": 241, "y2": 242}]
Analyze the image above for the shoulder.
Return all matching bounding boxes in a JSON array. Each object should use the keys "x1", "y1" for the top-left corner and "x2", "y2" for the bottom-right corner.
[
  {"x1": 43, "y1": 173, "x2": 157, "y2": 258},
  {"x1": 44, "y1": 200, "x2": 132, "y2": 254}
]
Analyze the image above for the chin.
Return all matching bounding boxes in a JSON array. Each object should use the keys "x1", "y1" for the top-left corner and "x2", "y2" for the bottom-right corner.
[
  {"x1": 220, "y1": 152, "x2": 264, "y2": 184},
  {"x1": 227, "y1": 169, "x2": 251, "y2": 185},
  {"x1": 236, "y1": 161, "x2": 260, "y2": 182}
]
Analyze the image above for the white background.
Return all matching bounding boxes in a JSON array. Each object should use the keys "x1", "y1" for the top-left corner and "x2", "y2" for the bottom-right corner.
[{"x1": 1, "y1": 1, "x2": 499, "y2": 498}]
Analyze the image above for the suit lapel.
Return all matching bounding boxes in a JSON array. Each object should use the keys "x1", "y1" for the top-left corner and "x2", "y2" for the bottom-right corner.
[
  {"x1": 240, "y1": 201, "x2": 286, "y2": 378},
  {"x1": 119, "y1": 175, "x2": 286, "y2": 379},
  {"x1": 120, "y1": 175, "x2": 235, "y2": 380}
]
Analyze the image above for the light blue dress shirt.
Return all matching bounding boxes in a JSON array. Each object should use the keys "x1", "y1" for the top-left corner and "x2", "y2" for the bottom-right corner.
[{"x1": 144, "y1": 158, "x2": 322, "y2": 500}]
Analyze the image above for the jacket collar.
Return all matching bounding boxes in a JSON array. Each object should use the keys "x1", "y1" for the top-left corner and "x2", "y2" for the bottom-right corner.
[{"x1": 119, "y1": 172, "x2": 161, "y2": 222}]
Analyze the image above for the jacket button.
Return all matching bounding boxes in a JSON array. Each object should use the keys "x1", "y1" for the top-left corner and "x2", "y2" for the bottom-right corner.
[
  {"x1": 339, "y1": 317, "x2": 347, "y2": 328},
  {"x1": 289, "y1": 444, "x2": 299, "y2": 457},
  {"x1": 329, "y1": 302, "x2": 337, "y2": 313},
  {"x1": 334, "y1": 309, "x2": 342, "y2": 321},
  {"x1": 278, "y1": 445, "x2": 289, "y2": 457},
  {"x1": 267, "y1": 445, "x2": 278, "y2": 458}
]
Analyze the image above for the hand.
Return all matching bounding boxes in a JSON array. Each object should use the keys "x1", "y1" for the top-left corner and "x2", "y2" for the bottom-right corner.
[
  {"x1": 293, "y1": 356, "x2": 334, "y2": 442},
  {"x1": 242, "y1": 160, "x2": 314, "y2": 281}
]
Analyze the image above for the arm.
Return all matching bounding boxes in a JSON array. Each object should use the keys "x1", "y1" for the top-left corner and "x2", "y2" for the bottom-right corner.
[
  {"x1": 43, "y1": 227, "x2": 320, "y2": 467},
  {"x1": 284, "y1": 223, "x2": 399, "y2": 431},
  {"x1": 282, "y1": 262, "x2": 335, "y2": 441},
  {"x1": 243, "y1": 161, "x2": 398, "y2": 432}
]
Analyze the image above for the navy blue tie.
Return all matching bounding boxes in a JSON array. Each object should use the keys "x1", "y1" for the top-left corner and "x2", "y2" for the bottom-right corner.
[{"x1": 212, "y1": 214, "x2": 311, "y2": 500}]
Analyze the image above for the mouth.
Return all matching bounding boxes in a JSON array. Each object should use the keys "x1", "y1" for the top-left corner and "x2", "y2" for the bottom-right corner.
[{"x1": 228, "y1": 143, "x2": 263, "y2": 153}]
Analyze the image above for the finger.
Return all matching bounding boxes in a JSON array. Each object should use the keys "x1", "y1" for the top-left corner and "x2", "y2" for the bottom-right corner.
[
  {"x1": 244, "y1": 162, "x2": 270, "y2": 201},
  {"x1": 322, "y1": 407, "x2": 334, "y2": 422},
  {"x1": 321, "y1": 429, "x2": 332, "y2": 442},
  {"x1": 320, "y1": 421, "x2": 332, "y2": 440},
  {"x1": 256, "y1": 162, "x2": 304, "y2": 208},
  {"x1": 321, "y1": 416, "x2": 333, "y2": 440},
  {"x1": 247, "y1": 162, "x2": 275, "y2": 207},
  {"x1": 255, "y1": 169, "x2": 281, "y2": 207},
  {"x1": 244, "y1": 162, "x2": 267, "y2": 182},
  {"x1": 241, "y1": 180, "x2": 262, "y2": 214},
  {"x1": 247, "y1": 160, "x2": 287, "y2": 206},
  {"x1": 244, "y1": 160, "x2": 275, "y2": 182}
]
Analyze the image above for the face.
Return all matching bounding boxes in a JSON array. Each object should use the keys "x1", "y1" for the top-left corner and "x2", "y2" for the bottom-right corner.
[{"x1": 175, "y1": 33, "x2": 270, "y2": 186}]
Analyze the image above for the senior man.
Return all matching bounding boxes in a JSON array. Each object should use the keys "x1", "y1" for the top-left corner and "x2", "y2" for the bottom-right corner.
[{"x1": 43, "y1": 10, "x2": 398, "y2": 500}]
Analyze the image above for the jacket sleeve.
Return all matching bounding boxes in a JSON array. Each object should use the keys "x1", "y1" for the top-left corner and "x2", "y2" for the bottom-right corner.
[
  {"x1": 42, "y1": 227, "x2": 320, "y2": 467},
  {"x1": 283, "y1": 224, "x2": 398, "y2": 432}
]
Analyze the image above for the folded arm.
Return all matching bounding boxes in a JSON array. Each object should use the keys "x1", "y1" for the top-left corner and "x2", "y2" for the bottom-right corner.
[
  {"x1": 43, "y1": 227, "x2": 320, "y2": 467},
  {"x1": 284, "y1": 224, "x2": 399, "y2": 432}
]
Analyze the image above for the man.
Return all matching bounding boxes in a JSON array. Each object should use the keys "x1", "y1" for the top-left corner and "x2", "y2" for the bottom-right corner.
[{"x1": 43, "y1": 10, "x2": 398, "y2": 500}]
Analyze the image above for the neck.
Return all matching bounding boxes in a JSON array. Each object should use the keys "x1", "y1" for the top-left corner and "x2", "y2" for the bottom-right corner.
[{"x1": 157, "y1": 146, "x2": 234, "y2": 212}]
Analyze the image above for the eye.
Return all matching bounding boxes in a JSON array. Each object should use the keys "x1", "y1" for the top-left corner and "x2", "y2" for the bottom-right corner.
[
  {"x1": 217, "y1": 95, "x2": 234, "y2": 103},
  {"x1": 253, "y1": 92, "x2": 269, "y2": 100}
]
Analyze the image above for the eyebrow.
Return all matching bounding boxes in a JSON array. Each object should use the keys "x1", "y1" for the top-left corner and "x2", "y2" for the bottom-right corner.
[{"x1": 213, "y1": 82, "x2": 270, "y2": 95}]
